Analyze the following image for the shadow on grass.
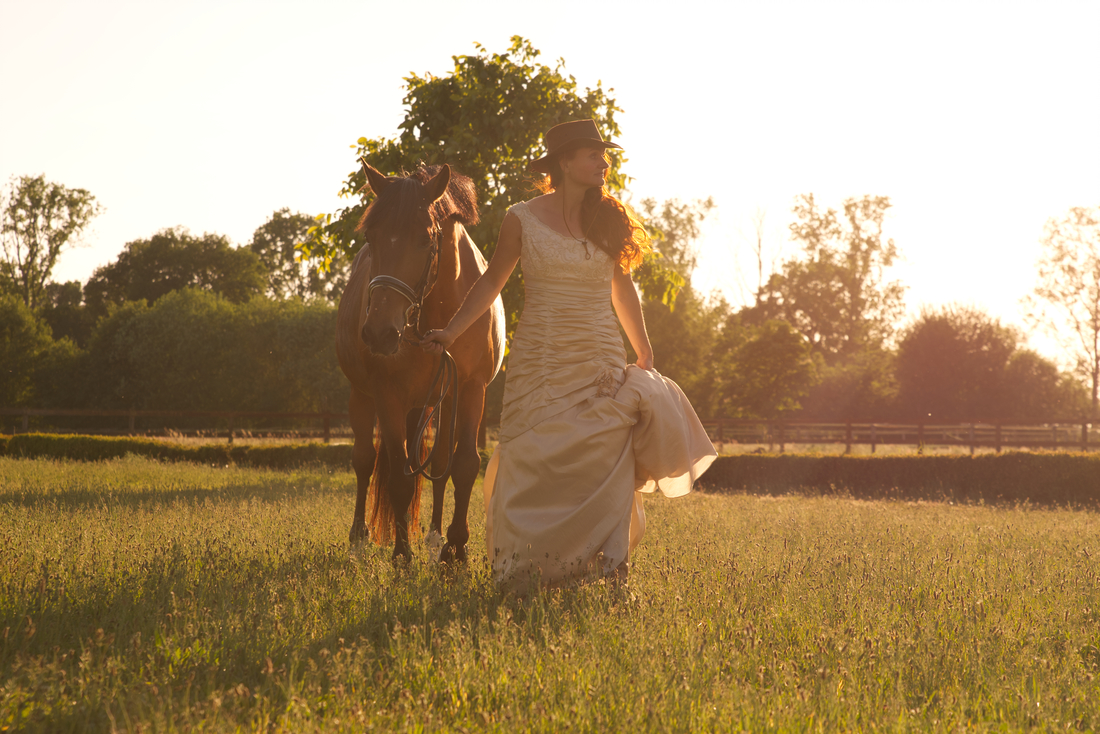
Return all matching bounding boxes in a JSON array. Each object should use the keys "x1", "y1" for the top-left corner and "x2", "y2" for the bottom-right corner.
[{"x1": 0, "y1": 481, "x2": 350, "y2": 511}]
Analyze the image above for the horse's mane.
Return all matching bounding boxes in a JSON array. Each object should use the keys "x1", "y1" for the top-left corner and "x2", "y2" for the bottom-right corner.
[{"x1": 356, "y1": 164, "x2": 479, "y2": 235}]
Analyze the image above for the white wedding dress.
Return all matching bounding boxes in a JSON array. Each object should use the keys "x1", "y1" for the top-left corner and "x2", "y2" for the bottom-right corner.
[{"x1": 483, "y1": 201, "x2": 717, "y2": 589}]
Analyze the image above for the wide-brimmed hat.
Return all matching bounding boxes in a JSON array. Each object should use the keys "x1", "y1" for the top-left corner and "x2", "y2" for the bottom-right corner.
[{"x1": 528, "y1": 119, "x2": 622, "y2": 174}]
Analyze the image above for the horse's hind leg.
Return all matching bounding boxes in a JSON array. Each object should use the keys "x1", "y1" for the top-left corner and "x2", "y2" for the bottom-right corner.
[
  {"x1": 348, "y1": 387, "x2": 377, "y2": 545},
  {"x1": 440, "y1": 383, "x2": 485, "y2": 563}
]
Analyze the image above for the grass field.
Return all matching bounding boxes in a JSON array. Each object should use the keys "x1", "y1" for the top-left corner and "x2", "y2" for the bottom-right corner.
[{"x1": 1, "y1": 456, "x2": 1098, "y2": 732}]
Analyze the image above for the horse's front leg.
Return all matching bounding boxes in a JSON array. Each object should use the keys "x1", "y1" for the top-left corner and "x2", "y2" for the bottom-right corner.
[
  {"x1": 381, "y1": 408, "x2": 418, "y2": 562},
  {"x1": 348, "y1": 387, "x2": 377, "y2": 545},
  {"x1": 440, "y1": 382, "x2": 486, "y2": 563}
]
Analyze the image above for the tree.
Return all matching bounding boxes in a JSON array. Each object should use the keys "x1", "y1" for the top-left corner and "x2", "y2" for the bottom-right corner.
[
  {"x1": 1, "y1": 175, "x2": 102, "y2": 309},
  {"x1": 1023, "y1": 205, "x2": 1100, "y2": 418},
  {"x1": 84, "y1": 227, "x2": 265, "y2": 319},
  {"x1": 37, "y1": 280, "x2": 96, "y2": 347},
  {"x1": 302, "y1": 36, "x2": 681, "y2": 336},
  {"x1": 712, "y1": 318, "x2": 818, "y2": 420},
  {"x1": 796, "y1": 346, "x2": 897, "y2": 422},
  {"x1": 896, "y1": 305, "x2": 1017, "y2": 422},
  {"x1": 0, "y1": 294, "x2": 78, "y2": 408},
  {"x1": 632, "y1": 197, "x2": 713, "y2": 305},
  {"x1": 755, "y1": 194, "x2": 906, "y2": 358},
  {"x1": 1002, "y1": 349, "x2": 1089, "y2": 422},
  {"x1": 634, "y1": 196, "x2": 722, "y2": 413},
  {"x1": 249, "y1": 208, "x2": 347, "y2": 302}
]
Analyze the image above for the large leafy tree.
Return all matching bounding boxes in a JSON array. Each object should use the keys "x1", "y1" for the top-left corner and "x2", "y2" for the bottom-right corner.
[
  {"x1": 84, "y1": 227, "x2": 265, "y2": 319},
  {"x1": 1002, "y1": 349, "x2": 1089, "y2": 423},
  {"x1": 37, "y1": 280, "x2": 96, "y2": 347},
  {"x1": 0, "y1": 294, "x2": 78, "y2": 408},
  {"x1": 712, "y1": 318, "x2": 818, "y2": 420},
  {"x1": 249, "y1": 208, "x2": 347, "y2": 302},
  {"x1": 1, "y1": 175, "x2": 102, "y2": 309},
  {"x1": 895, "y1": 305, "x2": 1018, "y2": 422},
  {"x1": 754, "y1": 194, "x2": 905, "y2": 359},
  {"x1": 1023, "y1": 205, "x2": 1100, "y2": 418},
  {"x1": 304, "y1": 36, "x2": 679, "y2": 335}
]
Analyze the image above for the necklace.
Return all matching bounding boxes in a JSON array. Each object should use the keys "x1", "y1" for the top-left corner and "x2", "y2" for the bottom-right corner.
[{"x1": 561, "y1": 193, "x2": 591, "y2": 246}]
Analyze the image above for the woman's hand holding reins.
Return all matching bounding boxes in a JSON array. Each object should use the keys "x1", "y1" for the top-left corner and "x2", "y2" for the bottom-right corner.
[{"x1": 420, "y1": 328, "x2": 456, "y2": 355}]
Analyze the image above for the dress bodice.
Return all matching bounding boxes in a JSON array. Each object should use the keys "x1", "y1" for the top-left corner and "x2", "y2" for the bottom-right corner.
[
  {"x1": 499, "y1": 200, "x2": 626, "y2": 443},
  {"x1": 508, "y1": 201, "x2": 615, "y2": 283}
]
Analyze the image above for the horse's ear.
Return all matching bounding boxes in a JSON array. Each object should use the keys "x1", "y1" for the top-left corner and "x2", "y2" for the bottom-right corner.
[
  {"x1": 360, "y1": 158, "x2": 391, "y2": 196},
  {"x1": 423, "y1": 164, "x2": 451, "y2": 204}
]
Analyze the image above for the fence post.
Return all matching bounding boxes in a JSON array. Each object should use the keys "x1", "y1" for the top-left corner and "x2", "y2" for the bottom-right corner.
[
  {"x1": 716, "y1": 419, "x2": 724, "y2": 443},
  {"x1": 778, "y1": 423, "x2": 786, "y2": 454},
  {"x1": 128, "y1": 410, "x2": 136, "y2": 434},
  {"x1": 21, "y1": 412, "x2": 29, "y2": 433},
  {"x1": 845, "y1": 423, "x2": 852, "y2": 454},
  {"x1": 323, "y1": 414, "x2": 331, "y2": 444},
  {"x1": 1083, "y1": 422, "x2": 1090, "y2": 452},
  {"x1": 995, "y1": 424, "x2": 1002, "y2": 454},
  {"x1": 228, "y1": 415, "x2": 234, "y2": 445},
  {"x1": 1052, "y1": 424, "x2": 1058, "y2": 449},
  {"x1": 870, "y1": 424, "x2": 877, "y2": 454},
  {"x1": 969, "y1": 423, "x2": 975, "y2": 455},
  {"x1": 918, "y1": 423, "x2": 924, "y2": 449}
]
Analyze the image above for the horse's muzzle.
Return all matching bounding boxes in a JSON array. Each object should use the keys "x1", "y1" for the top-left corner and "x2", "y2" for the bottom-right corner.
[{"x1": 362, "y1": 322, "x2": 402, "y2": 356}]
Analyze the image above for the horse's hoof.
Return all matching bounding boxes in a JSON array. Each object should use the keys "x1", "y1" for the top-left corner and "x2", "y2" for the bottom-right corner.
[
  {"x1": 391, "y1": 544, "x2": 413, "y2": 566},
  {"x1": 439, "y1": 542, "x2": 467, "y2": 564},
  {"x1": 349, "y1": 523, "x2": 370, "y2": 546}
]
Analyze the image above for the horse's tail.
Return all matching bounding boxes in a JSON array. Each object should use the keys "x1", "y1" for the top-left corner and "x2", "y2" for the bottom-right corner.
[{"x1": 368, "y1": 425, "x2": 428, "y2": 547}]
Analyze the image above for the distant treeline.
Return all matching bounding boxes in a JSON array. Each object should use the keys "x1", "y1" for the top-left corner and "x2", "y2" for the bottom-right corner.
[
  {"x1": 1, "y1": 191, "x2": 1093, "y2": 429},
  {"x1": 0, "y1": 203, "x2": 1091, "y2": 431}
]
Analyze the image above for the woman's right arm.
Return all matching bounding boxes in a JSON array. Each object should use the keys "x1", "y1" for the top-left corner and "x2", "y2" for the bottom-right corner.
[{"x1": 420, "y1": 210, "x2": 522, "y2": 354}]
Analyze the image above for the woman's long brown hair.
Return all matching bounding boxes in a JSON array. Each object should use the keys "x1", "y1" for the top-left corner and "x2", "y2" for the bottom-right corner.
[{"x1": 534, "y1": 150, "x2": 650, "y2": 273}]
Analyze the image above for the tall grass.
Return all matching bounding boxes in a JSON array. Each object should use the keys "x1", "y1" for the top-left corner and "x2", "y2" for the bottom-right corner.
[{"x1": 1, "y1": 456, "x2": 1097, "y2": 731}]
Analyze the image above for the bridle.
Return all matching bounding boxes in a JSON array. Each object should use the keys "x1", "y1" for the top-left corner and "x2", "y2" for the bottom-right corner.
[
  {"x1": 365, "y1": 220, "x2": 444, "y2": 338},
  {"x1": 364, "y1": 219, "x2": 459, "y2": 482}
]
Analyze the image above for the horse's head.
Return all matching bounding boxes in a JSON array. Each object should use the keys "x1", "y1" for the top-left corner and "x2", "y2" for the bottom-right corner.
[{"x1": 355, "y1": 160, "x2": 455, "y2": 355}]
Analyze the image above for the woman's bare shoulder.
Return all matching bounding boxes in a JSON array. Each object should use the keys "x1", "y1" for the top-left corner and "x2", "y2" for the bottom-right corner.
[{"x1": 523, "y1": 194, "x2": 555, "y2": 218}]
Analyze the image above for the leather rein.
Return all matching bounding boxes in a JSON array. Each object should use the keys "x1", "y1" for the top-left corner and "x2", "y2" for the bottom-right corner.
[{"x1": 365, "y1": 222, "x2": 459, "y2": 482}]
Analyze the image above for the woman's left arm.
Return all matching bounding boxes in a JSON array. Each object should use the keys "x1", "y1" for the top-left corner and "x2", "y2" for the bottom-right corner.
[{"x1": 611, "y1": 268, "x2": 654, "y2": 370}]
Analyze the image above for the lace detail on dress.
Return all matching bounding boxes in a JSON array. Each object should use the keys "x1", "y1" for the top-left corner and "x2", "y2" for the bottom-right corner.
[{"x1": 510, "y1": 202, "x2": 615, "y2": 283}]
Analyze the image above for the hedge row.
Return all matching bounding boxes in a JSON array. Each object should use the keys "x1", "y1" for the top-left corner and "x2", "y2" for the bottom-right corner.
[
  {"x1": 4, "y1": 435, "x2": 1099, "y2": 508},
  {"x1": 0, "y1": 433, "x2": 354, "y2": 470},
  {"x1": 697, "y1": 453, "x2": 1100, "y2": 507}
]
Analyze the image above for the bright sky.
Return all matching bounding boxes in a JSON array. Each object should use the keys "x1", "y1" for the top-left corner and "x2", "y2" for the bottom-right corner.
[{"x1": 2, "y1": 0, "x2": 1098, "y2": 362}]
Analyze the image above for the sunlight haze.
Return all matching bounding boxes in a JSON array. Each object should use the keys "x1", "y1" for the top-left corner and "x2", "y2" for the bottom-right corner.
[{"x1": 2, "y1": 0, "x2": 1097, "y2": 362}]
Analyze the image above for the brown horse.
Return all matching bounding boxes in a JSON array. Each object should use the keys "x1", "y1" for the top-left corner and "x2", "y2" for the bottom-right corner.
[{"x1": 336, "y1": 161, "x2": 505, "y2": 561}]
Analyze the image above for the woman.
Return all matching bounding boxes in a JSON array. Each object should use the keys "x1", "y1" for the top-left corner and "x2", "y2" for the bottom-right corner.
[{"x1": 421, "y1": 120, "x2": 716, "y2": 589}]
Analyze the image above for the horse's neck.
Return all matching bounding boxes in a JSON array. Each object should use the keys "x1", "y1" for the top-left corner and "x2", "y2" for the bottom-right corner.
[{"x1": 438, "y1": 221, "x2": 466, "y2": 283}]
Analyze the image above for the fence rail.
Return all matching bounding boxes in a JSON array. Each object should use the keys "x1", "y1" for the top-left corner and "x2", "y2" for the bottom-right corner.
[
  {"x1": 2, "y1": 408, "x2": 1095, "y2": 453},
  {"x1": 701, "y1": 419, "x2": 1095, "y2": 453},
  {"x1": 0, "y1": 408, "x2": 350, "y2": 443}
]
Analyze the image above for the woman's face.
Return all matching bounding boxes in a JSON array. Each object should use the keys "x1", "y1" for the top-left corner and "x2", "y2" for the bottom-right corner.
[{"x1": 560, "y1": 146, "x2": 609, "y2": 188}]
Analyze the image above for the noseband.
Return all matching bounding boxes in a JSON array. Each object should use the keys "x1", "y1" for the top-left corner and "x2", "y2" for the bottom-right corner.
[{"x1": 366, "y1": 222, "x2": 444, "y2": 338}]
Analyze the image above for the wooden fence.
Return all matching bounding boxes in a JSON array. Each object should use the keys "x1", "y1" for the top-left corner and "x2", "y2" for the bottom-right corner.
[
  {"x1": 703, "y1": 419, "x2": 1096, "y2": 453},
  {"x1": 0, "y1": 408, "x2": 350, "y2": 443},
  {"x1": 2, "y1": 408, "x2": 1096, "y2": 453}
]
